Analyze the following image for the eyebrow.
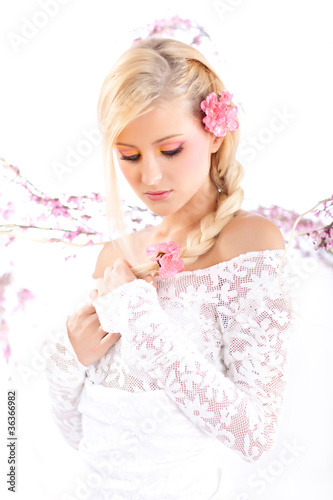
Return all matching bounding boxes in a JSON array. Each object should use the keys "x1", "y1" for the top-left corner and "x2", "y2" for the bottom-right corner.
[{"x1": 115, "y1": 134, "x2": 184, "y2": 148}]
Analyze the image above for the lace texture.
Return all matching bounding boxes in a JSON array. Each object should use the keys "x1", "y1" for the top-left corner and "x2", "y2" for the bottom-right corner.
[
  {"x1": 44, "y1": 329, "x2": 88, "y2": 449},
  {"x1": 44, "y1": 280, "x2": 93, "y2": 450},
  {"x1": 45, "y1": 249, "x2": 296, "y2": 468},
  {"x1": 91, "y1": 249, "x2": 295, "y2": 462}
]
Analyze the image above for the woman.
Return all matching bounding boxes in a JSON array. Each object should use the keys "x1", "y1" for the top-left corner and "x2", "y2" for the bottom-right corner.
[{"x1": 45, "y1": 37, "x2": 295, "y2": 499}]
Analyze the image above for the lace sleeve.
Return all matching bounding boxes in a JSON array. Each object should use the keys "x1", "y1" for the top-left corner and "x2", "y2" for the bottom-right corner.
[
  {"x1": 92, "y1": 254, "x2": 295, "y2": 462},
  {"x1": 43, "y1": 277, "x2": 97, "y2": 450},
  {"x1": 44, "y1": 329, "x2": 88, "y2": 450}
]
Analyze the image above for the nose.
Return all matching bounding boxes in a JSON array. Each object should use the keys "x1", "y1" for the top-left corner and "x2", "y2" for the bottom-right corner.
[{"x1": 141, "y1": 157, "x2": 163, "y2": 186}]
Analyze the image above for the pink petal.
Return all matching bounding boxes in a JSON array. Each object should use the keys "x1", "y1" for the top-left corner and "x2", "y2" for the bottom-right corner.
[{"x1": 159, "y1": 254, "x2": 184, "y2": 279}]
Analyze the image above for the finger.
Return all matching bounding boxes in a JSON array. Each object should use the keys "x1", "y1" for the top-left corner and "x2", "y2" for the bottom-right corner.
[
  {"x1": 100, "y1": 330, "x2": 121, "y2": 344},
  {"x1": 95, "y1": 277, "x2": 104, "y2": 290},
  {"x1": 113, "y1": 258, "x2": 133, "y2": 270},
  {"x1": 95, "y1": 276, "x2": 112, "y2": 298},
  {"x1": 97, "y1": 325, "x2": 110, "y2": 338},
  {"x1": 97, "y1": 286, "x2": 113, "y2": 298},
  {"x1": 143, "y1": 274, "x2": 157, "y2": 288},
  {"x1": 122, "y1": 258, "x2": 133, "y2": 269},
  {"x1": 108, "y1": 261, "x2": 136, "y2": 286},
  {"x1": 89, "y1": 289, "x2": 99, "y2": 301},
  {"x1": 76, "y1": 301, "x2": 96, "y2": 315},
  {"x1": 89, "y1": 314, "x2": 103, "y2": 328},
  {"x1": 103, "y1": 266, "x2": 113, "y2": 278}
]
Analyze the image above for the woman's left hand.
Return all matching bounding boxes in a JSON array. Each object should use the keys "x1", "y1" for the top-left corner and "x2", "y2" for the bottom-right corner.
[{"x1": 90, "y1": 258, "x2": 157, "y2": 300}]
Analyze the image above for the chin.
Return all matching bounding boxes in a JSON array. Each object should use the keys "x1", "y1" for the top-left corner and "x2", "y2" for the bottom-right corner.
[
  {"x1": 139, "y1": 193, "x2": 190, "y2": 217},
  {"x1": 146, "y1": 206, "x2": 175, "y2": 217}
]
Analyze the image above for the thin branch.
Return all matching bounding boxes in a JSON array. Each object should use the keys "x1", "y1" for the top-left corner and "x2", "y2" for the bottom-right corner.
[
  {"x1": 0, "y1": 158, "x2": 104, "y2": 231},
  {"x1": 0, "y1": 230, "x2": 107, "y2": 247},
  {"x1": 0, "y1": 223, "x2": 100, "y2": 236}
]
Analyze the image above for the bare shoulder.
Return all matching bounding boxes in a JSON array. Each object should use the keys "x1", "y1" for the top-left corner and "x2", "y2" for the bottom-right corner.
[
  {"x1": 216, "y1": 210, "x2": 285, "y2": 262},
  {"x1": 92, "y1": 222, "x2": 165, "y2": 278},
  {"x1": 92, "y1": 239, "x2": 124, "y2": 279}
]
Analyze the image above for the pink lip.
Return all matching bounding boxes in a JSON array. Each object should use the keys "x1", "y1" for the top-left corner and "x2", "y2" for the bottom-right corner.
[{"x1": 145, "y1": 190, "x2": 172, "y2": 201}]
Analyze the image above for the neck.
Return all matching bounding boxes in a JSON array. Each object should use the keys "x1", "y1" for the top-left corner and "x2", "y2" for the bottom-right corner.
[{"x1": 154, "y1": 183, "x2": 219, "y2": 241}]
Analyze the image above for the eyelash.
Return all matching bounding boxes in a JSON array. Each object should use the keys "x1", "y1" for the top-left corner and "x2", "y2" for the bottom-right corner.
[{"x1": 120, "y1": 145, "x2": 184, "y2": 162}]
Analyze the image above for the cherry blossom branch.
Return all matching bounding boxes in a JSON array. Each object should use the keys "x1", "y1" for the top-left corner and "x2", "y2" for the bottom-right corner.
[
  {"x1": 132, "y1": 15, "x2": 210, "y2": 47},
  {"x1": 0, "y1": 229, "x2": 105, "y2": 247},
  {"x1": 288, "y1": 197, "x2": 333, "y2": 253},
  {"x1": 1, "y1": 158, "x2": 104, "y2": 233},
  {"x1": 255, "y1": 197, "x2": 333, "y2": 254},
  {"x1": 276, "y1": 195, "x2": 333, "y2": 321}
]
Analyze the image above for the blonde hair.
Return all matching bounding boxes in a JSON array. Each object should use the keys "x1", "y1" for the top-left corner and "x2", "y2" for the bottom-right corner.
[{"x1": 97, "y1": 37, "x2": 244, "y2": 278}]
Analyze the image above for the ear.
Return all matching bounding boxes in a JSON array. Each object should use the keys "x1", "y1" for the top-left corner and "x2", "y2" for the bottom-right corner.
[{"x1": 211, "y1": 135, "x2": 224, "y2": 153}]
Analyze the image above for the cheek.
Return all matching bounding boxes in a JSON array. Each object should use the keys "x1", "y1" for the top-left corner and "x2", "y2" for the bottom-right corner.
[
  {"x1": 119, "y1": 165, "x2": 138, "y2": 186},
  {"x1": 180, "y1": 141, "x2": 210, "y2": 176}
]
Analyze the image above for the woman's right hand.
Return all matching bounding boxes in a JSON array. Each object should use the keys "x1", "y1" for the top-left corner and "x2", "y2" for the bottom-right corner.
[{"x1": 66, "y1": 302, "x2": 121, "y2": 367}]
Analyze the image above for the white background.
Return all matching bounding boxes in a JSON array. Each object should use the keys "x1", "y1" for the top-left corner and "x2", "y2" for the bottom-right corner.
[{"x1": 0, "y1": 0, "x2": 332, "y2": 499}]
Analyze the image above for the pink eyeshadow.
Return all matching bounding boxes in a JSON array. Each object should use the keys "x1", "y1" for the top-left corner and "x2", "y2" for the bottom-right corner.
[
  {"x1": 159, "y1": 140, "x2": 184, "y2": 150},
  {"x1": 116, "y1": 147, "x2": 139, "y2": 155}
]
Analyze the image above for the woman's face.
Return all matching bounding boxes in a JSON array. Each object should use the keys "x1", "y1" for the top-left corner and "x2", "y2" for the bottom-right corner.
[{"x1": 114, "y1": 101, "x2": 222, "y2": 217}]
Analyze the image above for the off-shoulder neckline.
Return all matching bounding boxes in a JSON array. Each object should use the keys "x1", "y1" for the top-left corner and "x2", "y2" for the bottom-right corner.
[{"x1": 154, "y1": 248, "x2": 286, "y2": 282}]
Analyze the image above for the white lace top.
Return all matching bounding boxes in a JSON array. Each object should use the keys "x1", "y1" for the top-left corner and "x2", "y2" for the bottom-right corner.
[{"x1": 45, "y1": 249, "x2": 296, "y2": 499}]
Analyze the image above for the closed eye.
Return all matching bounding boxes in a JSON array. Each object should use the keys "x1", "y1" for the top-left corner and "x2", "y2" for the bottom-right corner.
[
  {"x1": 119, "y1": 153, "x2": 141, "y2": 162},
  {"x1": 118, "y1": 144, "x2": 184, "y2": 162},
  {"x1": 161, "y1": 145, "x2": 184, "y2": 158}
]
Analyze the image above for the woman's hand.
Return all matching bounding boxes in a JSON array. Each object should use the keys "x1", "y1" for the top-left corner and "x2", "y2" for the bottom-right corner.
[
  {"x1": 66, "y1": 260, "x2": 157, "y2": 367},
  {"x1": 92, "y1": 258, "x2": 157, "y2": 299},
  {"x1": 66, "y1": 302, "x2": 120, "y2": 367}
]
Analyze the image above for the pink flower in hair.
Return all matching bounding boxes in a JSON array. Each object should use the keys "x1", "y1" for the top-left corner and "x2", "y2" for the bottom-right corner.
[
  {"x1": 201, "y1": 91, "x2": 239, "y2": 137},
  {"x1": 146, "y1": 241, "x2": 184, "y2": 279}
]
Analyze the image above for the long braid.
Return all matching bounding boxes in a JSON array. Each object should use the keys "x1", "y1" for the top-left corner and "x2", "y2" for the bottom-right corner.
[
  {"x1": 181, "y1": 168, "x2": 244, "y2": 264},
  {"x1": 97, "y1": 38, "x2": 245, "y2": 279}
]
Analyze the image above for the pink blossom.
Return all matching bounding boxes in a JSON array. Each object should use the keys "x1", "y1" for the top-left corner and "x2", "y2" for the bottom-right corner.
[
  {"x1": 92, "y1": 192, "x2": 103, "y2": 202},
  {"x1": 201, "y1": 91, "x2": 239, "y2": 137},
  {"x1": 29, "y1": 194, "x2": 41, "y2": 202},
  {"x1": 311, "y1": 223, "x2": 333, "y2": 251},
  {"x1": 219, "y1": 91, "x2": 233, "y2": 105},
  {"x1": 0, "y1": 273, "x2": 12, "y2": 303},
  {"x1": 11, "y1": 165, "x2": 20, "y2": 175},
  {"x1": 146, "y1": 241, "x2": 181, "y2": 260},
  {"x1": 225, "y1": 106, "x2": 239, "y2": 131},
  {"x1": 0, "y1": 319, "x2": 9, "y2": 340},
  {"x1": 192, "y1": 35, "x2": 202, "y2": 46},
  {"x1": 15, "y1": 288, "x2": 35, "y2": 312},
  {"x1": 158, "y1": 254, "x2": 184, "y2": 279},
  {"x1": 65, "y1": 254, "x2": 77, "y2": 261},
  {"x1": 4, "y1": 343, "x2": 11, "y2": 363},
  {"x1": 5, "y1": 236, "x2": 15, "y2": 247},
  {"x1": 1, "y1": 202, "x2": 15, "y2": 220},
  {"x1": 64, "y1": 230, "x2": 79, "y2": 242},
  {"x1": 146, "y1": 241, "x2": 184, "y2": 279}
]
